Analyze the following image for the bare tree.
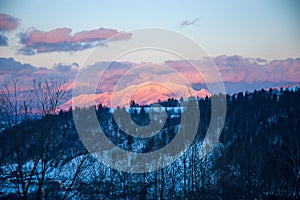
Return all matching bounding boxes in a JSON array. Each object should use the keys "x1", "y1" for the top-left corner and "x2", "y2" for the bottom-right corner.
[
  {"x1": 31, "y1": 78, "x2": 71, "y2": 199},
  {"x1": 33, "y1": 78, "x2": 70, "y2": 115},
  {"x1": 0, "y1": 79, "x2": 33, "y2": 200},
  {"x1": 0, "y1": 78, "x2": 81, "y2": 199},
  {"x1": 0, "y1": 79, "x2": 31, "y2": 127}
]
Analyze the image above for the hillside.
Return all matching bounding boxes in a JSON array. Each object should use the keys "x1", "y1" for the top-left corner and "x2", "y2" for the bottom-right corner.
[{"x1": 0, "y1": 88, "x2": 299, "y2": 199}]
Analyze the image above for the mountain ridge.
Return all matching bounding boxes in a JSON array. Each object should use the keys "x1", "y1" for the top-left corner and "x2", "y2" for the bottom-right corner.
[{"x1": 61, "y1": 82, "x2": 210, "y2": 109}]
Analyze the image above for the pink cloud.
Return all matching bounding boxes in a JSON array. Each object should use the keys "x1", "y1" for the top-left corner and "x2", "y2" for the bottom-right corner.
[
  {"x1": 24, "y1": 28, "x2": 72, "y2": 46},
  {"x1": 19, "y1": 27, "x2": 132, "y2": 55},
  {"x1": 72, "y1": 28, "x2": 132, "y2": 43},
  {"x1": 214, "y1": 56, "x2": 300, "y2": 83},
  {"x1": 165, "y1": 56, "x2": 300, "y2": 84},
  {"x1": 0, "y1": 13, "x2": 19, "y2": 31}
]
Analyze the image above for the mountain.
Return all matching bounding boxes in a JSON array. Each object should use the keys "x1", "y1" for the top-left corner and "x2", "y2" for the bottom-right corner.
[{"x1": 61, "y1": 81, "x2": 210, "y2": 109}]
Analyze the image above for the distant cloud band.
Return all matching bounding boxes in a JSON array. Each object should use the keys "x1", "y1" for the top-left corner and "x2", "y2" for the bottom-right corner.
[{"x1": 0, "y1": 55, "x2": 299, "y2": 94}]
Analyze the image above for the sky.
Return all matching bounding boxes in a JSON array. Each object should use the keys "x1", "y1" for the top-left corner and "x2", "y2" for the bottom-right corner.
[
  {"x1": 0, "y1": 0, "x2": 299, "y2": 96},
  {"x1": 0, "y1": 0, "x2": 300, "y2": 67}
]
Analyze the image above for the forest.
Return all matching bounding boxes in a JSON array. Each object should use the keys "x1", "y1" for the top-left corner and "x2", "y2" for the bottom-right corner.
[{"x1": 0, "y1": 79, "x2": 299, "y2": 199}]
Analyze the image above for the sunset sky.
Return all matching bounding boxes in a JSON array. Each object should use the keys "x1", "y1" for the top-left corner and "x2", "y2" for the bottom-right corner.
[{"x1": 0, "y1": 0, "x2": 299, "y2": 95}]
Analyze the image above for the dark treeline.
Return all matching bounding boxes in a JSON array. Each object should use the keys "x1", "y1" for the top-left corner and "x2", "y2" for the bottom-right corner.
[{"x1": 0, "y1": 87, "x2": 299, "y2": 199}]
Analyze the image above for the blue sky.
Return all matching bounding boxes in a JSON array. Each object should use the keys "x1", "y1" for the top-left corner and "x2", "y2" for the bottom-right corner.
[{"x1": 0, "y1": 0, "x2": 299, "y2": 67}]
